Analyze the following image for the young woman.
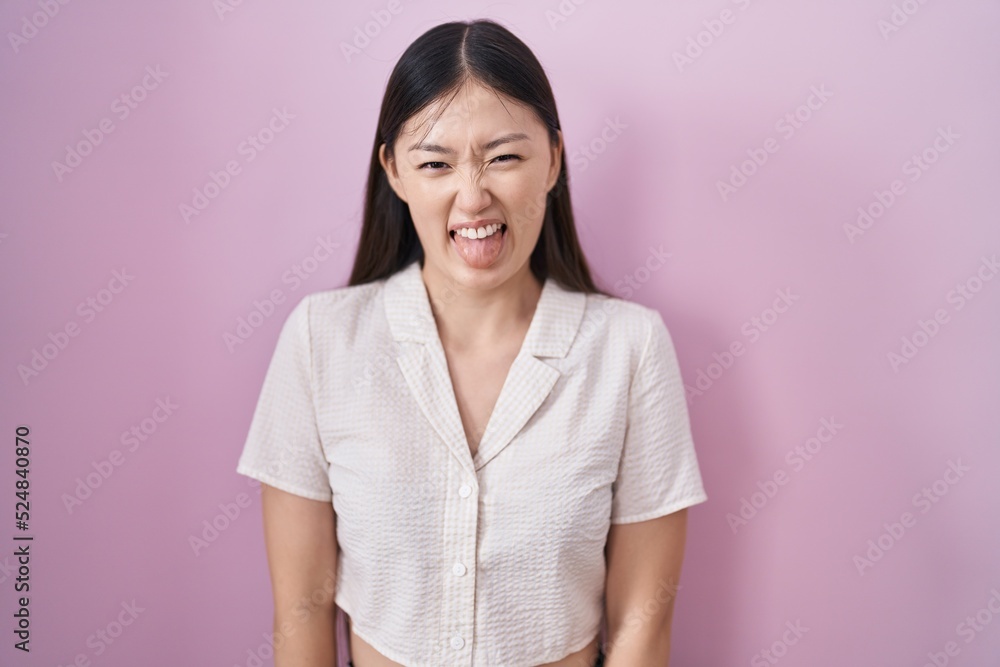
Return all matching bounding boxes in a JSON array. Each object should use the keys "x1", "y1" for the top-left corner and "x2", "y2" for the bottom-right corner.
[{"x1": 237, "y1": 18, "x2": 708, "y2": 667}]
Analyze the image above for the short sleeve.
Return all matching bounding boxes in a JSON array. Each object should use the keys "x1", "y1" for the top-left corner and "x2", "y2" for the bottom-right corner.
[
  {"x1": 236, "y1": 295, "x2": 333, "y2": 502},
  {"x1": 610, "y1": 310, "x2": 708, "y2": 524}
]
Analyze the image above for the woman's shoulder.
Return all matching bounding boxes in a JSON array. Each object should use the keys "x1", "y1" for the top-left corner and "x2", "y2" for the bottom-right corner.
[
  {"x1": 286, "y1": 279, "x2": 386, "y2": 335},
  {"x1": 578, "y1": 290, "x2": 671, "y2": 344},
  {"x1": 303, "y1": 278, "x2": 383, "y2": 309}
]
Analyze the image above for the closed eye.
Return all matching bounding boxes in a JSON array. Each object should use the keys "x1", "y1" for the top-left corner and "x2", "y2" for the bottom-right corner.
[{"x1": 417, "y1": 155, "x2": 523, "y2": 171}]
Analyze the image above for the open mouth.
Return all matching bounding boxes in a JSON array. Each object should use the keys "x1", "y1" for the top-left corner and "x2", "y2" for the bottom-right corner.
[
  {"x1": 449, "y1": 223, "x2": 507, "y2": 241},
  {"x1": 449, "y1": 223, "x2": 508, "y2": 269}
]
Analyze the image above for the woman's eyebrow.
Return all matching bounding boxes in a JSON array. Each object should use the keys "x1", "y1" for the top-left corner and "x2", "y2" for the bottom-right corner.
[{"x1": 408, "y1": 132, "x2": 530, "y2": 154}]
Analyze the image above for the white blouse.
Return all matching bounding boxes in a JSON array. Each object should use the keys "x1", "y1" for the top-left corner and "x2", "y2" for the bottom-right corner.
[{"x1": 236, "y1": 259, "x2": 708, "y2": 667}]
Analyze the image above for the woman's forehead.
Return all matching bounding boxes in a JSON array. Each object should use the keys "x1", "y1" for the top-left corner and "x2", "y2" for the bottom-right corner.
[{"x1": 400, "y1": 87, "x2": 539, "y2": 148}]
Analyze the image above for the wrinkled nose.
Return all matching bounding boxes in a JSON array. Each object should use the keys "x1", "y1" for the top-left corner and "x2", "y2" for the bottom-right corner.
[{"x1": 454, "y1": 168, "x2": 492, "y2": 213}]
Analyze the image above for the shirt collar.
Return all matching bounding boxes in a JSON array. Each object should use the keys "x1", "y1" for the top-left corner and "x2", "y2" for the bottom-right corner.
[{"x1": 383, "y1": 260, "x2": 587, "y2": 358}]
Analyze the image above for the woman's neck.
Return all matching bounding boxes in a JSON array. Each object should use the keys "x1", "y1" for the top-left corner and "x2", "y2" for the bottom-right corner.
[{"x1": 419, "y1": 262, "x2": 543, "y2": 354}]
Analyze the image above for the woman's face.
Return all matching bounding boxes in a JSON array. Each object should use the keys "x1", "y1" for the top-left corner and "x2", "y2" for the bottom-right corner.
[{"x1": 379, "y1": 80, "x2": 563, "y2": 292}]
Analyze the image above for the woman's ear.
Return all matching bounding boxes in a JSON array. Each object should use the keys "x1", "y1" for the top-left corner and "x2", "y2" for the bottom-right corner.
[
  {"x1": 546, "y1": 130, "x2": 564, "y2": 193},
  {"x1": 379, "y1": 143, "x2": 408, "y2": 203}
]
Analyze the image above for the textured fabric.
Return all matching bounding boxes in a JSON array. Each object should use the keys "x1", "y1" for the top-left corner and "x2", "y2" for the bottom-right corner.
[
  {"x1": 236, "y1": 260, "x2": 708, "y2": 667},
  {"x1": 344, "y1": 646, "x2": 605, "y2": 667}
]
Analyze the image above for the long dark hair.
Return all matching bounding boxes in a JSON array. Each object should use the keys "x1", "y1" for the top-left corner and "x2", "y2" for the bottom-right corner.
[{"x1": 347, "y1": 18, "x2": 609, "y2": 296}]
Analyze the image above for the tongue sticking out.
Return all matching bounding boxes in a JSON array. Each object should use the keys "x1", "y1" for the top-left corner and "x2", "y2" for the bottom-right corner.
[{"x1": 452, "y1": 227, "x2": 505, "y2": 269}]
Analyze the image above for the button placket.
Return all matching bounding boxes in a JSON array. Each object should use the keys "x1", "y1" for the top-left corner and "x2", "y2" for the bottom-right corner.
[{"x1": 442, "y1": 464, "x2": 478, "y2": 663}]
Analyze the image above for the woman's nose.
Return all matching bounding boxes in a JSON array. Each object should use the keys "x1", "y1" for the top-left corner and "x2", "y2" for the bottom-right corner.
[{"x1": 454, "y1": 168, "x2": 492, "y2": 211}]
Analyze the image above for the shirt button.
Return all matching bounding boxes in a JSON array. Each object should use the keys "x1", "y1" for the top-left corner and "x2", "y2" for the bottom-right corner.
[
  {"x1": 458, "y1": 484, "x2": 472, "y2": 498},
  {"x1": 452, "y1": 562, "x2": 467, "y2": 576},
  {"x1": 451, "y1": 635, "x2": 465, "y2": 649}
]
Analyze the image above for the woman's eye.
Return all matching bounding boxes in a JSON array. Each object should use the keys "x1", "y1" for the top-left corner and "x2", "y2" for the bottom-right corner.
[{"x1": 419, "y1": 155, "x2": 521, "y2": 171}]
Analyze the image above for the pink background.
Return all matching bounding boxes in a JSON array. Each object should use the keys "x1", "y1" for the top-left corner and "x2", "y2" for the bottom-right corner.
[{"x1": 2, "y1": 0, "x2": 999, "y2": 665}]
